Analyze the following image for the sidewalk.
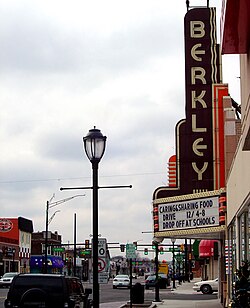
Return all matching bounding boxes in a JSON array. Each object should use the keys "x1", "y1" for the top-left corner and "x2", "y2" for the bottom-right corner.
[
  {"x1": 156, "y1": 278, "x2": 222, "y2": 308},
  {"x1": 100, "y1": 278, "x2": 222, "y2": 308}
]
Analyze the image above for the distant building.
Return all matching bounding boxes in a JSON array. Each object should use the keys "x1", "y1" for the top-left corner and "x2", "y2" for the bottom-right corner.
[
  {"x1": 31, "y1": 231, "x2": 62, "y2": 256},
  {"x1": 31, "y1": 231, "x2": 63, "y2": 274},
  {"x1": 0, "y1": 217, "x2": 33, "y2": 275}
]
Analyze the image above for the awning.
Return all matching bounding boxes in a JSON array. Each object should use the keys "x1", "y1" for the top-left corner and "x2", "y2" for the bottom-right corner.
[
  {"x1": 199, "y1": 240, "x2": 218, "y2": 258},
  {"x1": 30, "y1": 255, "x2": 64, "y2": 268},
  {"x1": 193, "y1": 240, "x2": 200, "y2": 259},
  {"x1": 221, "y1": 0, "x2": 250, "y2": 54}
]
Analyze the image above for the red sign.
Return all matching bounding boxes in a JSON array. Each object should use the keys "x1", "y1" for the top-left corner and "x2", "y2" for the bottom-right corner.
[
  {"x1": 0, "y1": 218, "x2": 19, "y2": 241},
  {"x1": 98, "y1": 258, "x2": 106, "y2": 273}
]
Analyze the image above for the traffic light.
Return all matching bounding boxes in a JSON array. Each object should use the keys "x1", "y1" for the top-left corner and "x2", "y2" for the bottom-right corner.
[
  {"x1": 144, "y1": 248, "x2": 148, "y2": 255},
  {"x1": 133, "y1": 242, "x2": 137, "y2": 250},
  {"x1": 65, "y1": 253, "x2": 69, "y2": 261},
  {"x1": 159, "y1": 246, "x2": 164, "y2": 254},
  {"x1": 180, "y1": 243, "x2": 185, "y2": 252},
  {"x1": 85, "y1": 239, "x2": 90, "y2": 249},
  {"x1": 120, "y1": 244, "x2": 125, "y2": 252},
  {"x1": 152, "y1": 241, "x2": 156, "y2": 250}
]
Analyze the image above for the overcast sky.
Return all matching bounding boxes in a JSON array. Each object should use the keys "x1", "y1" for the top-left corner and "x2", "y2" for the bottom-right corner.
[{"x1": 0, "y1": 0, "x2": 240, "y2": 260}]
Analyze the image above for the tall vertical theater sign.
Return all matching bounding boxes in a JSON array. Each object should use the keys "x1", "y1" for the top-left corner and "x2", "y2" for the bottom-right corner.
[{"x1": 153, "y1": 7, "x2": 228, "y2": 238}]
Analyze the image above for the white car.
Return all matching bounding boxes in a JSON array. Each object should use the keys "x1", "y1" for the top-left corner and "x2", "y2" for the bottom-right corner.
[
  {"x1": 193, "y1": 278, "x2": 218, "y2": 294},
  {"x1": 0, "y1": 272, "x2": 19, "y2": 288},
  {"x1": 113, "y1": 274, "x2": 130, "y2": 289}
]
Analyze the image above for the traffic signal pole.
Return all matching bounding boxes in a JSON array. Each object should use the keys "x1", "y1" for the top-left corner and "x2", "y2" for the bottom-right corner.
[
  {"x1": 73, "y1": 213, "x2": 77, "y2": 277},
  {"x1": 154, "y1": 243, "x2": 160, "y2": 302},
  {"x1": 129, "y1": 258, "x2": 132, "y2": 308}
]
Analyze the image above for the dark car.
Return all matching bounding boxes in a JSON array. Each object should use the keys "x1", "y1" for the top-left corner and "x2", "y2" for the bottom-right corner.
[
  {"x1": 4, "y1": 273, "x2": 92, "y2": 308},
  {"x1": 145, "y1": 274, "x2": 170, "y2": 289}
]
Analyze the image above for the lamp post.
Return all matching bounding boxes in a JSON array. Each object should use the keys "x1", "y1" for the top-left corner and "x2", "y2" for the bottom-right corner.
[
  {"x1": 44, "y1": 194, "x2": 85, "y2": 274},
  {"x1": 83, "y1": 127, "x2": 106, "y2": 308},
  {"x1": 171, "y1": 238, "x2": 176, "y2": 289}
]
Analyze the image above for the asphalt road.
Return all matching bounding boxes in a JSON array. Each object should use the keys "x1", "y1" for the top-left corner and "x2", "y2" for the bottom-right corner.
[
  {"x1": 88, "y1": 278, "x2": 218, "y2": 304},
  {"x1": 0, "y1": 288, "x2": 8, "y2": 307},
  {"x1": 0, "y1": 278, "x2": 218, "y2": 307},
  {"x1": 0, "y1": 278, "x2": 162, "y2": 306},
  {"x1": 99, "y1": 279, "x2": 156, "y2": 303}
]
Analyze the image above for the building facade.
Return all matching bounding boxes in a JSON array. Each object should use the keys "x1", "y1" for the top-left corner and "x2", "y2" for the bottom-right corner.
[
  {"x1": 152, "y1": 2, "x2": 246, "y2": 305},
  {"x1": 220, "y1": 0, "x2": 250, "y2": 304},
  {"x1": 31, "y1": 231, "x2": 62, "y2": 256},
  {"x1": 31, "y1": 231, "x2": 64, "y2": 274},
  {"x1": 0, "y1": 217, "x2": 33, "y2": 275}
]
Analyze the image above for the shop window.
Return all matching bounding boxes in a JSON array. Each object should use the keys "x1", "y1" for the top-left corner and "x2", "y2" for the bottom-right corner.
[
  {"x1": 228, "y1": 220, "x2": 236, "y2": 300},
  {"x1": 248, "y1": 208, "x2": 250, "y2": 261},
  {"x1": 239, "y1": 212, "x2": 248, "y2": 262}
]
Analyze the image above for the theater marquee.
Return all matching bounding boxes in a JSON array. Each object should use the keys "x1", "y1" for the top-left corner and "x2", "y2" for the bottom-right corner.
[
  {"x1": 153, "y1": 189, "x2": 225, "y2": 238},
  {"x1": 158, "y1": 195, "x2": 219, "y2": 232},
  {"x1": 152, "y1": 7, "x2": 228, "y2": 239}
]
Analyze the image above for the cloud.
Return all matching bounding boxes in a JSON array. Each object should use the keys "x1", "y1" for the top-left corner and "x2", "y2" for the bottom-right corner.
[{"x1": 0, "y1": 0, "x2": 239, "y2": 259}]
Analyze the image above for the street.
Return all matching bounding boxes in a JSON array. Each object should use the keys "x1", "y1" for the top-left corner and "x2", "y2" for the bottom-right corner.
[
  {"x1": 87, "y1": 277, "x2": 218, "y2": 305},
  {"x1": 0, "y1": 277, "x2": 219, "y2": 308}
]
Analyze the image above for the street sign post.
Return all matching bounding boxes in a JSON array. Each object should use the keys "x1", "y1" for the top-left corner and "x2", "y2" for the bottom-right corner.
[
  {"x1": 98, "y1": 238, "x2": 107, "y2": 257},
  {"x1": 169, "y1": 248, "x2": 180, "y2": 252},
  {"x1": 91, "y1": 238, "x2": 108, "y2": 284},
  {"x1": 53, "y1": 247, "x2": 65, "y2": 252},
  {"x1": 90, "y1": 272, "x2": 109, "y2": 284},
  {"x1": 126, "y1": 243, "x2": 136, "y2": 259}
]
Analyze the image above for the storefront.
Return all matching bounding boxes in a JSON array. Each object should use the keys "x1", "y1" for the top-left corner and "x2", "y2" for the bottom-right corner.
[
  {"x1": 227, "y1": 208, "x2": 250, "y2": 300},
  {"x1": 221, "y1": 0, "x2": 250, "y2": 305},
  {"x1": 30, "y1": 255, "x2": 64, "y2": 274},
  {"x1": 0, "y1": 217, "x2": 33, "y2": 275}
]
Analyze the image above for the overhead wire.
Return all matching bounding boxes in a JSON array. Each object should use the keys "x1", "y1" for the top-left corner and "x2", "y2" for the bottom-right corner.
[{"x1": 0, "y1": 171, "x2": 166, "y2": 185}]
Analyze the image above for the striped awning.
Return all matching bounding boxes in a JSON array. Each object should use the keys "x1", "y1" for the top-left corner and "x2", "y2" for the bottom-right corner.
[{"x1": 199, "y1": 240, "x2": 217, "y2": 257}]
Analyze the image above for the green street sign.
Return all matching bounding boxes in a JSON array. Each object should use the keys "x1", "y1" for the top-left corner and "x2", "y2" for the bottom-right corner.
[
  {"x1": 126, "y1": 243, "x2": 136, "y2": 259},
  {"x1": 53, "y1": 247, "x2": 65, "y2": 252},
  {"x1": 80, "y1": 250, "x2": 91, "y2": 256},
  {"x1": 169, "y1": 248, "x2": 180, "y2": 252}
]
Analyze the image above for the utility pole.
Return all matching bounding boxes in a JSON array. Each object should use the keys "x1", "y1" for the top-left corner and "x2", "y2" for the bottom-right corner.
[{"x1": 44, "y1": 195, "x2": 85, "y2": 274}]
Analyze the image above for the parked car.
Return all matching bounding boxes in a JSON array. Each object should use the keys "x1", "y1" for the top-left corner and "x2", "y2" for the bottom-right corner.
[
  {"x1": 0, "y1": 272, "x2": 19, "y2": 288},
  {"x1": 4, "y1": 273, "x2": 92, "y2": 308},
  {"x1": 193, "y1": 278, "x2": 218, "y2": 294},
  {"x1": 113, "y1": 274, "x2": 130, "y2": 289},
  {"x1": 145, "y1": 274, "x2": 170, "y2": 289},
  {"x1": 144, "y1": 272, "x2": 154, "y2": 280}
]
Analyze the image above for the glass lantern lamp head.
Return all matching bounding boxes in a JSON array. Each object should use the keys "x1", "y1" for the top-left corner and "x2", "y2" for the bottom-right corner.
[{"x1": 83, "y1": 127, "x2": 107, "y2": 163}]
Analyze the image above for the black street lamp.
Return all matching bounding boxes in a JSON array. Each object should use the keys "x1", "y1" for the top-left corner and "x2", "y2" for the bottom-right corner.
[
  {"x1": 83, "y1": 127, "x2": 106, "y2": 308},
  {"x1": 171, "y1": 238, "x2": 176, "y2": 289}
]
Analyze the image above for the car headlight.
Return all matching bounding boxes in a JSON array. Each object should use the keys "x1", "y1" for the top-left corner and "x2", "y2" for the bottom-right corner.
[{"x1": 5, "y1": 300, "x2": 11, "y2": 307}]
